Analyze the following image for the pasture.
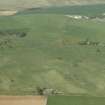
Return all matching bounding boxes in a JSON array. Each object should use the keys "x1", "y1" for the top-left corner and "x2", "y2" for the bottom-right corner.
[
  {"x1": 47, "y1": 96, "x2": 105, "y2": 105},
  {"x1": 0, "y1": 4, "x2": 105, "y2": 96}
]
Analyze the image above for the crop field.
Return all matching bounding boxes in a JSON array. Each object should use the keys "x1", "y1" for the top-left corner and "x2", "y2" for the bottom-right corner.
[
  {"x1": 0, "y1": 4, "x2": 105, "y2": 97},
  {"x1": 47, "y1": 96, "x2": 105, "y2": 105},
  {"x1": 0, "y1": 96, "x2": 47, "y2": 105}
]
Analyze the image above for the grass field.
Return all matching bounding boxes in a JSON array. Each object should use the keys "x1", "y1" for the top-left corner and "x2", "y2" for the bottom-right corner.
[
  {"x1": 0, "y1": 4, "x2": 105, "y2": 96},
  {"x1": 20, "y1": 4, "x2": 105, "y2": 16},
  {"x1": 47, "y1": 96, "x2": 105, "y2": 105}
]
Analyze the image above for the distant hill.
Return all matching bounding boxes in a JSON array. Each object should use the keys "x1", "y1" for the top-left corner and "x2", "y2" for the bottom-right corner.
[{"x1": 0, "y1": 0, "x2": 105, "y2": 10}]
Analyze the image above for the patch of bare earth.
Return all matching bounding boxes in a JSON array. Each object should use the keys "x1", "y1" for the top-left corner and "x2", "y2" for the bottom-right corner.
[
  {"x1": 0, "y1": 96, "x2": 47, "y2": 105},
  {"x1": 0, "y1": 11, "x2": 17, "y2": 16}
]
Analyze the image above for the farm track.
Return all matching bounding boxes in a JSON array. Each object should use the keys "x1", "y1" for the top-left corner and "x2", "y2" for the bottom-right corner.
[{"x1": 0, "y1": 96, "x2": 47, "y2": 105}]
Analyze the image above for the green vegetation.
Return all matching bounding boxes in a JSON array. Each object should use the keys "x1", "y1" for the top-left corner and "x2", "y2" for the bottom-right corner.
[
  {"x1": 47, "y1": 96, "x2": 105, "y2": 105},
  {"x1": 0, "y1": 28, "x2": 27, "y2": 49},
  {"x1": 20, "y1": 4, "x2": 105, "y2": 16},
  {"x1": 0, "y1": 4, "x2": 105, "y2": 96}
]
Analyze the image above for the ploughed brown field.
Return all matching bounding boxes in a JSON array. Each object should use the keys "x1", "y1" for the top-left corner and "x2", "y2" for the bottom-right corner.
[{"x1": 0, "y1": 96, "x2": 47, "y2": 105}]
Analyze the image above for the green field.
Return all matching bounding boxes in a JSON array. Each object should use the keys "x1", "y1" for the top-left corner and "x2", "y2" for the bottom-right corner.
[
  {"x1": 47, "y1": 96, "x2": 105, "y2": 105},
  {"x1": 20, "y1": 4, "x2": 105, "y2": 16},
  {"x1": 0, "y1": 4, "x2": 105, "y2": 96}
]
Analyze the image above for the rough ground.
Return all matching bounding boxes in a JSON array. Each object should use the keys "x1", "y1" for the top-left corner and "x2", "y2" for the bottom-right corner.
[{"x1": 0, "y1": 96, "x2": 47, "y2": 105}]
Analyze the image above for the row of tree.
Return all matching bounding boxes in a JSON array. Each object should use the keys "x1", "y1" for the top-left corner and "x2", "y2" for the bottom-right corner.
[
  {"x1": 0, "y1": 29, "x2": 27, "y2": 38},
  {"x1": 79, "y1": 39, "x2": 100, "y2": 46}
]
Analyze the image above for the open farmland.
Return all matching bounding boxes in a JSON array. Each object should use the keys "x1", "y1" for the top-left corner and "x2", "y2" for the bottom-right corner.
[{"x1": 0, "y1": 4, "x2": 105, "y2": 97}]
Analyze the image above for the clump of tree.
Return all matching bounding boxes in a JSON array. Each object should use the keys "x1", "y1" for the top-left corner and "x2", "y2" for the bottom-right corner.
[
  {"x1": 16, "y1": 32, "x2": 27, "y2": 38},
  {"x1": 89, "y1": 14, "x2": 105, "y2": 20},
  {"x1": 36, "y1": 87, "x2": 64, "y2": 96},
  {"x1": 0, "y1": 28, "x2": 29, "y2": 49},
  {"x1": 0, "y1": 37, "x2": 15, "y2": 48},
  {"x1": 96, "y1": 48, "x2": 101, "y2": 53},
  {"x1": 0, "y1": 28, "x2": 28, "y2": 38},
  {"x1": 79, "y1": 39, "x2": 100, "y2": 46}
]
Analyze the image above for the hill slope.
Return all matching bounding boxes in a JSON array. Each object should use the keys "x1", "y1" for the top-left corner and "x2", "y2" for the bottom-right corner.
[
  {"x1": 0, "y1": 5, "x2": 105, "y2": 95},
  {"x1": 0, "y1": 0, "x2": 105, "y2": 10}
]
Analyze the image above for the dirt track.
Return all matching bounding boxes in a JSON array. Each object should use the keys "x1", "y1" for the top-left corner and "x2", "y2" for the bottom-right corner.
[{"x1": 0, "y1": 96, "x2": 47, "y2": 105}]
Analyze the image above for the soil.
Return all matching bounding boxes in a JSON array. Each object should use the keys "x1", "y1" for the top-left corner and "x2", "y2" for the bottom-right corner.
[{"x1": 0, "y1": 96, "x2": 47, "y2": 105}]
